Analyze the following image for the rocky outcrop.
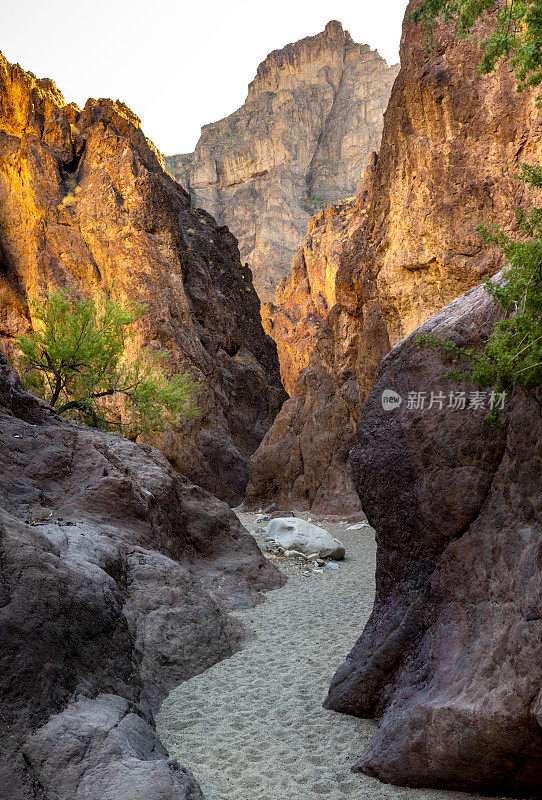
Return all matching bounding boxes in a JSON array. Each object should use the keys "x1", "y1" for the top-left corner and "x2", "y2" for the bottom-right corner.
[
  {"x1": 0, "y1": 52, "x2": 286, "y2": 506},
  {"x1": 244, "y1": 158, "x2": 377, "y2": 513},
  {"x1": 0, "y1": 351, "x2": 284, "y2": 800},
  {"x1": 166, "y1": 22, "x2": 398, "y2": 302},
  {"x1": 324, "y1": 280, "x2": 542, "y2": 793},
  {"x1": 262, "y1": 153, "x2": 376, "y2": 394},
  {"x1": 245, "y1": 1, "x2": 542, "y2": 514}
]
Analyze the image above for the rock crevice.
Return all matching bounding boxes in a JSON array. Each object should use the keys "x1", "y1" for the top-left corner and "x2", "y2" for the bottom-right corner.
[
  {"x1": 245, "y1": 2, "x2": 541, "y2": 514},
  {"x1": 0, "y1": 51, "x2": 287, "y2": 505}
]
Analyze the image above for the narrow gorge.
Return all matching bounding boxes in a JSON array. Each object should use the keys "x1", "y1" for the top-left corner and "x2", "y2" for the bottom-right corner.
[
  {"x1": 246, "y1": 4, "x2": 542, "y2": 514},
  {"x1": 0, "y1": 2, "x2": 540, "y2": 800}
]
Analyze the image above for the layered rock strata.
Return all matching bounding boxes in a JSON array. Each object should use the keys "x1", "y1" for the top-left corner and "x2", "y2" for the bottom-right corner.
[
  {"x1": 325, "y1": 280, "x2": 542, "y2": 794},
  {"x1": 0, "y1": 352, "x2": 284, "y2": 800},
  {"x1": 245, "y1": 1, "x2": 542, "y2": 513},
  {"x1": 0, "y1": 52, "x2": 286, "y2": 506},
  {"x1": 166, "y1": 21, "x2": 398, "y2": 302}
]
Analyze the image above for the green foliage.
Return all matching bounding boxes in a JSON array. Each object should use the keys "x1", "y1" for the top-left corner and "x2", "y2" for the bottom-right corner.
[
  {"x1": 418, "y1": 165, "x2": 542, "y2": 424},
  {"x1": 409, "y1": 0, "x2": 542, "y2": 98},
  {"x1": 411, "y1": 2, "x2": 542, "y2": 422},
  {"x1": 16, "y1": 288, "x2": 198, "y2": 436},
  {"x1": 301, "y1": 192, "x2": 327, "y2": 215}
]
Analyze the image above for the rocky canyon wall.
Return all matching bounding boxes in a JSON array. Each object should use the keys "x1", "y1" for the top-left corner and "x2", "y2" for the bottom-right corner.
[
  {"x1": 0, "y1": 351, "x2": 284, "y2": 800},
  {"x1": 325, "y1": 280, "x2": 542, "y2": 793},
  {"x1": 0, "y1": 52, "x2": 287, "y2": 506},
  {"x1": 245, "y1": 1, "x2": 542, "y2": 514},
  {"x1": 165, "y1": 21, "x2": 398, "y2": 302}
]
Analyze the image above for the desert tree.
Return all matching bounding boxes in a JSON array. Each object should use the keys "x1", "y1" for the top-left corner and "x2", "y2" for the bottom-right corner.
[{"x1": 16, "y1": 287, "x2": 198, "y2": 436}]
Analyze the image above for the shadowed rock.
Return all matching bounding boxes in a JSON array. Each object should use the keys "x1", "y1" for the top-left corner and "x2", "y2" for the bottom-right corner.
[
  {"x1": 0, "y1": 352, "x2": 284, "y2": 799},
  {"x1": 325, "y1": 281, "x2": 542, "y2": 794}
]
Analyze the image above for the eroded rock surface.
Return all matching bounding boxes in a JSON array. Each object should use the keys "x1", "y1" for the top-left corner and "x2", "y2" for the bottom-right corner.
[
  {"x1": 166, "y1": 21, "x2": 398, "y2": 302},
  {"x1": 246, "y1": 2, "x2": 542, "y2": 513},
  {"x1": 0, "y1": 352, "x2": 284, "y2": 800},
  {"x1": 325, "y1": 281, "x2": 542, "y2": 794},
  {"x1": 0, "y1": 51, "x2": 286, "y2": 506},
  {"x1": 262, "y1": 153, "x2": 376, "y2": 394},
  {"x1": 265, "y1": 517, "x2": 345, "y2": 559}
]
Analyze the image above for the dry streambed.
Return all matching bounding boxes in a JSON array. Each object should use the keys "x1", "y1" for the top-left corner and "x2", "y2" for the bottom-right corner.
[{"x1": 157, "y1": 513, "x2": 511, "y2": 800}]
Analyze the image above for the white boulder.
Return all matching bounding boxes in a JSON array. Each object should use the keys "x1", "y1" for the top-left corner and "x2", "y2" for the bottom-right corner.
[{"x1": 265, "y1": 518, "x2": 345, "y2": 560}]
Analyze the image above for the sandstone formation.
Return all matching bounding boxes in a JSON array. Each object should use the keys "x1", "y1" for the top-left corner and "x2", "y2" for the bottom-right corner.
[
  {"x1": 245, "y1": 2, "x2": 542, "y2": 514},
  {"x1": 166, "y1": 22, "x2": 398, "y2": 302},
  {"x1": 0, "y1": 350, "x2": 284, "y2": 800},
  {"x1": 325, "y1": 280, "x2": 542, "y2": 794},
  {"x1": 0, "y1": 52, "x2": 286, "y2": 506}
]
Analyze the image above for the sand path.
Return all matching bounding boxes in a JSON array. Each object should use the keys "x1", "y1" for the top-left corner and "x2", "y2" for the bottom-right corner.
[{"x1": 157, "y1": 513, "x2": 509, "y2": 800}]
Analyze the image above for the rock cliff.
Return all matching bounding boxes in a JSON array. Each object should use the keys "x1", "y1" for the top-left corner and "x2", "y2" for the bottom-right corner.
[
  {"x1": 0, "y1": 52, "x2": 286, "y2": 506},
  {"x1": 0, "y1": 351, "x2": 284, "y2": 799},
  {"x1": 166, "y1": 22, "x2": 398, "y2": 302},
  {"x1": 245, "y1": 2, "x2": 542, "y2": 513},
  {"x1": 325, "y1": 280, "x2": 542, "y2": 793},
  {"x1": 261, "y1": 154, "x2": 375, "y2": 395}
]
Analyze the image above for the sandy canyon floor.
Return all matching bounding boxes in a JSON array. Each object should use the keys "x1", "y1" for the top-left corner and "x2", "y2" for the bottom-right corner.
[{"x1": 157, "y1": 512, "x2": 514, "y2": 800}]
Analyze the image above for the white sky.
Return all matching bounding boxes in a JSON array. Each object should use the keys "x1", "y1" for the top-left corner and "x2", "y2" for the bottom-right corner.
[{"x1": 1, "y1": 0, "x2": 409, "y2": 155}]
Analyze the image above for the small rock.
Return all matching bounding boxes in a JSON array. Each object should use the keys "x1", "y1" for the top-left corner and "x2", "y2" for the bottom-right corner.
[
  {"x1": 256, "y1": 514, "x2": 271, "y2": 523},
  {"x1": 284, "y1": 549, "x2": 308, "y2": 559},
  {"x1": 327, "y1": 562, "x2": 339, "y2": 570},
  {"x1": 270, "y1": 510, "x2": 295, "y2": 520}
]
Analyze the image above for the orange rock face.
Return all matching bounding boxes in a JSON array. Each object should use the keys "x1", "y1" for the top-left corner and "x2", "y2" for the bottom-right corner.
[
  {"x1": 262, "y1": 154, "x2": 376, "y2": 395},
  {"x1": 245, "y1": 3, "x2": 542, "y2": 514},
  {"x1": 0, "y1": 53, "x2": 286, "y2": 505}
]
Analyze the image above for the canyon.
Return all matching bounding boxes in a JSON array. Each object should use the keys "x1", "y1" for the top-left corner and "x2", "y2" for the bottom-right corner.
[
  {"x1": 0, "y1": 52, "x2": 286, "y2": 507},
  {"x1": 0, "y1": 2, "x2": 540, "y2": 798},
  {"x1": 245, "y1": 1, "x2": 542, "y2": 515},
  {"x1": 165, "y1": 21, "x2": 398, "y2": 303}
]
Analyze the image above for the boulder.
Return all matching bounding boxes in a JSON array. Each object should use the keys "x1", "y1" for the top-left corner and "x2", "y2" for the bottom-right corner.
[
  {"x1": 266, "y1": 518, "x2": 345, "y2": 559},
  {"x1": 23, "y1": 694, "x2": 204, "y2": 800},
  {"x1": 324, "y1": 280, "x2": 542, "y2": 794},
  {"x1": 0, "y1": 352, "x2": 284, "y2": 799}
]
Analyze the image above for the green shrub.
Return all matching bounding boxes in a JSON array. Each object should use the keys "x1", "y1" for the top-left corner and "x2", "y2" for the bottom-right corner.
[{"x1": 16, "y1": 288, "x2": 198, "y2": 436}]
